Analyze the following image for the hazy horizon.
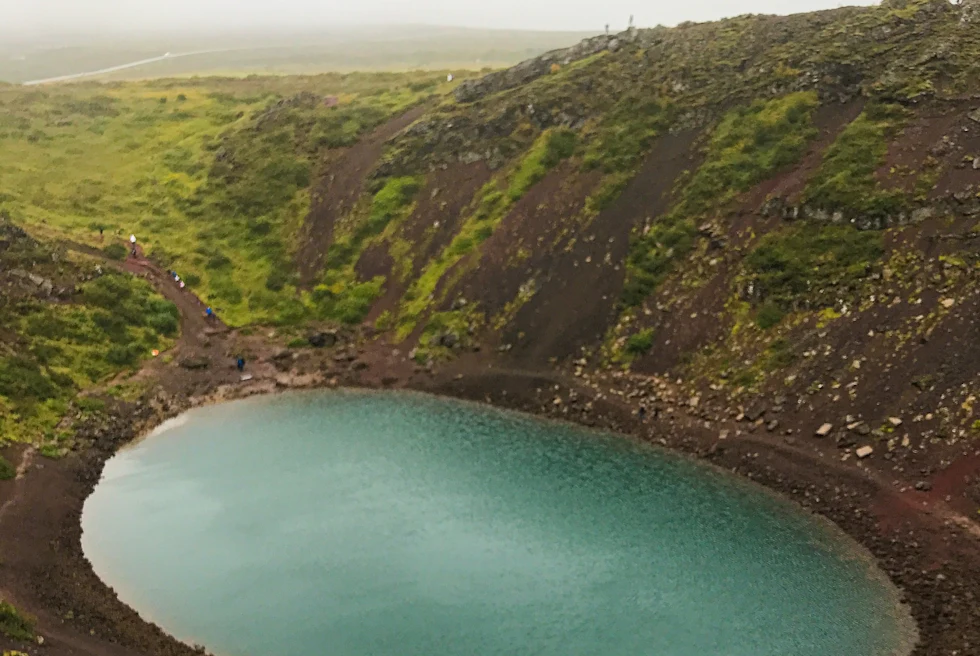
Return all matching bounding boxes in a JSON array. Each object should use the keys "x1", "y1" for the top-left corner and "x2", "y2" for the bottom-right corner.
[{"x1": 3, "y1": 1, "x2": 879, "y2": 38}]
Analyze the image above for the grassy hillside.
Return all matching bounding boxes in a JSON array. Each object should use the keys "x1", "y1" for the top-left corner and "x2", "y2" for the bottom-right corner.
[
  {"x1": 4, "y1": 0, "x2": 980, "y2": 443},
  {"x1": 0, "y1": 218, "x2": 178, "y2": 453},
  {"x1": 0, "y1": 72, "x2": 471, "y2": 325}
]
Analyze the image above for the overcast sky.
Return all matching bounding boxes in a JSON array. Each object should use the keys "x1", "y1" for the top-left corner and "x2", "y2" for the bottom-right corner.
[{"x1": 1, "y1": 0, "x2": 879, "y2": 34}]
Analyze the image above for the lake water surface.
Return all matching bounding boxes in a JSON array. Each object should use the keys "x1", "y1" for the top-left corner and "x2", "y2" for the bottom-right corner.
[{"x1": 82, "y1": 390, "x2": 915, "y2": 656}]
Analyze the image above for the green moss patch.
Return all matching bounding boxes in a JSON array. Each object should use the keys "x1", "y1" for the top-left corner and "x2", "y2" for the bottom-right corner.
[
  {"x1": 622, "y1": 92, "x2": 820, "y2": 308},
  {"x1": 744, "y1": 223, "x2": 884, "y2": 314},
  {"x1": 0, "y1": 601, "x2": 36, "y2": 642},
  {"x1": 803, "y1": 103, "x2": 909, "y2": 219}
]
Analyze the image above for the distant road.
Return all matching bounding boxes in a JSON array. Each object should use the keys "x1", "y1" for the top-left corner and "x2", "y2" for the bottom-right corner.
[{"x1": 22, "y1": 50, "x2": 241, "y2": 86}]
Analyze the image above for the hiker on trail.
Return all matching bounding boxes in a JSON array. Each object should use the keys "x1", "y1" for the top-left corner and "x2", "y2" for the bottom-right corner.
[
  {"x1": 236, "y1": 357, "x2": 245, "y2": 372},
  {"x1": 638, "y1": 405, "x2": 647, "y2": 422},
  {"x1": 179, "y1": 280, "x2": 185, "y2": 290},
  {"x1": 129, "y1": 234, "x2": 137, "y2": 257},
  {"x1": 205, "y1": 306, "x2": 213, "y2": 319}
]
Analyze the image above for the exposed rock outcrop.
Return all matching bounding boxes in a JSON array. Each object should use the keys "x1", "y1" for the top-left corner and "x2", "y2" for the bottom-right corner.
[{"x1": 453, "y1": 31, "x2": 638, "y2": 104}]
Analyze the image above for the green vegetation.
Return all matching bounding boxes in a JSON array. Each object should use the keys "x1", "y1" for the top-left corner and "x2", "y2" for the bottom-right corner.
[
  {"x1": 507, "y1": 129, "x2": 577, "y2": 201},
  {"x1": 622, "y1": 93, "x2": 820, "y2": 308},
  {"x1": 765, "y1": 338, "x2": 797, "y2": 370},
  {"x1": 0, "y1": 73, "x2": 460, "y2": 326},
  {"x1": 395, "y1": 129, "x2": 576, "y2": 338},
  {"x1": 1, "y1": 271, "x2": 178, "y2": 444},
  {"x1": 313, "y1": 176, "x2": 422, "y2": 325},
  {"x1": 102, "y1": 243, "x2": 128, "y2": 260},
  {"x1": 0, "y1": 454, "x2": 14, "y2": 481},
  {"x1": 313, "y1": 277, "x2": 385, "y2": 326},
  {"x1": 0, "y1": 601, "x2": 36, "y2": 642},
  {"x1": 744, "y1": 223, "x2": 884, "y2": 315},
  {"x1": 525, "y1": 117, "x2": 644, "y2": 223},
  {"x1": 0, "y1": 223, "x2": 178, "y2": 445},
  {"x1": 755, "y1": 302, "x2": 786, "y2": 330},
  {"x1": 803, "y1": 104, "x2": 909, "y2": 219},
  {"x1": 625, "y1": 329, "x2": 656, "y2": 356},
  {"x1": 413, "y1": 305, "x2": 485, "y2": 362},
  {"x1": 583, "y1": 96, "x2": 674, "y2": 173},
  {"x1": 678, "y1": 93, "x2": 819, "y2": 215}
]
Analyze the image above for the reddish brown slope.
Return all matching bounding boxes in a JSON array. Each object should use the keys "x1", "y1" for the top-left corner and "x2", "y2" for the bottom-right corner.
[{"x1": 296, "y1": 105, "x2": 428, "y2": 286}]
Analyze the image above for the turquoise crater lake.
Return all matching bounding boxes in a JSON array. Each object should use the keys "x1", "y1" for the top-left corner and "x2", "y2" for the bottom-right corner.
[{"x1": 82, "y1": 390, "x2": 914, "y2": 656}]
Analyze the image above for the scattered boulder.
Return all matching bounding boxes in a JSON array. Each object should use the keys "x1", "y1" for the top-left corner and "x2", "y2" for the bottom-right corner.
[
  {"x1": 969, "y1": 107, "x2": 980, "y2": 124},
  {"x1": 816, "y1": 423, "x2": 834, "y2": 437},
  {"x1": 439, "y1": 332, "x2": 460, "y2": 349},
  {"x1": 308, "y1": 331, "x2": 338, "y2": 348},
  {"x1": 887, "y1": 416, "x2": 904, "y2": 428},
  {"x1": 915, "y1": 481, "x2": 933, "y2": 492},
  {"x1": 744, "y1": 405, "x2": 767, "y2": 422},
  {"x1": 179, "y1": 356, "x2": 210, "y2": 370},
  {"x1": 24, "y1": 272, "x2": 54, "y2": 295},
  {"x1": 848, "y1": 421, "x2": 872, "y2": 436},
  {"x1": 856, "y1": 446, "x2": 874, "y2": 459},
  {"x1": 766, "y1": 419, "x2": 779, "y2": 432}
]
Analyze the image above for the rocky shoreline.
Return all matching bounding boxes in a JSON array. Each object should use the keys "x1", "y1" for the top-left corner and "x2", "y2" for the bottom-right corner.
[{"x1": 2, "y1": 348, "x2": 979, "y2": 656}]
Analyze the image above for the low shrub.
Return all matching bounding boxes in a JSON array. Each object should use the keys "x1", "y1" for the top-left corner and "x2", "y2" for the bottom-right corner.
[
  {"x1": 102, "y1": 243, "x2": 128, "y2": 260},
  {"x1": 0, "y1": 454, "x2": 15, "y2": 481},
  {"x1": 755, "y1": 302, "x2": 785, "y2": 330},
  {"x1": 744, "y1": 223, "x2": 884, "y2": 311},
  {"x1": 265, "y1": 269, "x2": 289, "y2": 292},
  {"x1": 625, "y1": 328, "x2": 655, "y2": 355},
  {"x1": 0, "y1": 601, "x2": 36, "y2": 641}
]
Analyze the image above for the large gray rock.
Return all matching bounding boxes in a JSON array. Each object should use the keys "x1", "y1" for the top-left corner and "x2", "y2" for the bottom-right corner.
[
  {"x1": 308, "y1": 331, "x2": 338, "y2": 348},
  {"x1": 27, "y1": 272, "x2": 53, "y2": 295}
]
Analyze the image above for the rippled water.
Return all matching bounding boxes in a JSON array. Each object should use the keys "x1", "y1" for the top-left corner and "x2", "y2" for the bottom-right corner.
[{"x1": 83, "y1": 390, "x2": 914, "y2": 656}]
